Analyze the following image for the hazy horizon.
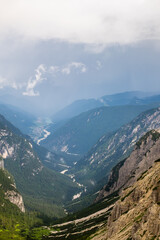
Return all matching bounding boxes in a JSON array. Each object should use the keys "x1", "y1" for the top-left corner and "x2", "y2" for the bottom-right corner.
[{"x1": 0, "y1": 1, "x2": 160, "y2": 115}]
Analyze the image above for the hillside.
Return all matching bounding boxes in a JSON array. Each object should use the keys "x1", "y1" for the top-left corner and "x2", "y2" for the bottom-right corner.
[
  {"x1": 42, "y1": 104, "x2": 152, "y2": 156},
  {"x1": 96, "y1": 130, "x2": 160, "y2": 201},
  {"x1": 52, "y1": 98, "x2": 104, "y2": 122},
  {"x1": 0, "y1": 103, "x2": 36, "y2": 135},
  {"x1": 52, "y1": 91, "x2": 155, "y2": 122},
  {"x1": 72, "y1": 107, "x2": 160, "y2": 190},
  {"x1": 44, "y1": 130, "x2": 160, "y2": 239},
  {"x1": 0, "y1": 114, "x2": 80, "y2": 218},
  {"x1": 91, "y1": 132, "x2": 160, "y2": 239},
  {"x1": 0, "y1": 168, "x2": 26, "y2": 239}
]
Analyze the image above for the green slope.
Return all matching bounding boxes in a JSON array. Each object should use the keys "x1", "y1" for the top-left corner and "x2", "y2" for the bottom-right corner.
[
  {"x1": 0, "y1": 168, "x2": 54, "y2": 240},
  {"x1": 71, "y1": 107, "x2": 160, "y2": 191},
  {"x1": 42, "y1": 104, "x2": 154, "y2": 156},
  {"x1": 0, "y1": 103, "x2": 36, "y2": 134},
  {"x1": 0, "y1": 114, "x2": 80, "y2": 218}
]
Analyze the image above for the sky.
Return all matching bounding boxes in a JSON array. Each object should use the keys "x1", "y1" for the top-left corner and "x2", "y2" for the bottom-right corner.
[{"x1": 0, "y1": 0, "x2": 160, "y2": 115}]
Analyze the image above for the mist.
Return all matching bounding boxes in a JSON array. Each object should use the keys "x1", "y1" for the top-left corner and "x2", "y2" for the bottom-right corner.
[{"x1": 0, "y1": 1, "x2": 160, "y2": 116}]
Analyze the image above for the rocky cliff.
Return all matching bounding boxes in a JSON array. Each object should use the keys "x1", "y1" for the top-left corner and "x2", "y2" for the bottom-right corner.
[
  {"x1": 90, "y1": 131, "x2": 160, "y2": 240},
  {"x1": 5, "y1": 190, "x2": 25, "y2": 212},
  {"x1": 73, "y1": 107, "x2": 160, "y2": 190},
  {"x1": 0, "y1": 169, "x2": 25, "y2": 212},
  {"x1": 0, "y1": 113, "x2": 80, "y2": 218},
  {"x1": 96, "y1": 130, "x2": 160, "y2": 201},
  {"x1": 91, "y1": 159, "x2": 160, "y2": 240}
]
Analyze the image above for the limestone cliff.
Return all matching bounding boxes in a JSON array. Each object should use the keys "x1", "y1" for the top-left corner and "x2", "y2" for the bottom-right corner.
[
  {"x1": 91, "y1": 160, "x2": 160, "y2": 240},
  {"x1": 5, "y1": 190, "x2": 25, "y2": 212},
  {"x1": 0, "y1": 169, "x2": 25, "y2": 212},
  {"x1": 96, "y1": 130, "x2": 160, "y2": 201},
  {"x1": 91, "y1": 131, "x2": 160, "y2": 240}
]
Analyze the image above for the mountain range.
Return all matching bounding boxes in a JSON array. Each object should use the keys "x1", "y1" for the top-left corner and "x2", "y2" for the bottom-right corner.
[
  {"x1": 42, "y1": 103, "x2": 160, "y2": 157},
  {"x1": 52, "y1": 91, "x2": 156, "y2": 122},
  {"x1": 43, "y1": 130, "x2": 160, "y2": 239},
  {"x1": 0, "y1": 114, "x2": 80, "y2": 218},
  {"x1": 0, "y1": 91, "x2": 160, "y2": 239},
  {"x1": 71, "y1": 107, "x2": 160, "y2": 191}
]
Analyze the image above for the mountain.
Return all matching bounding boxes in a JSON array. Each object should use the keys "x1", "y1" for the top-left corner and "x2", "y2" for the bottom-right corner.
[
  {"x1": 72, "y1": 107, "x2": 160, "y2": 190},
  {"x1": 0, "y1": 167, "x2": 57, "y2": 240},
  {"x1": 0, "y1": 103, "x2": 36, "y2": 135},
  {"x1": 131, "y1": 93, "x2": 160, "y2": 105},
  {"x1": 42, "y1": 104, "x2": 154, "y2": 157},
  {"x1": 0, "y1": 114, "x2": 80, "y2": 218},
  {"x1": 44, "y1": 130, "x2": 160, "y2": 239},
  {"x1": 99, "y1": 91, "x2": 152, "y2": 106},
  {"x1": 52, "y1": 98, "x2": 104, "y2": 122},
  {"x1": 96, "y1": 129, "x2": 160, "y2": 201},
  {"x1": 0, "y1": 168, "x2": 26, "y2": 239},
  {"x1": 52, "y1": 91, "x2": 156, "y2": 122},
  {"x1": 0, "y1": 167, "x2": 25, "y2": 212},
  {"x1": 91, "y1": 131, "x2": 160, "y2": 240}
]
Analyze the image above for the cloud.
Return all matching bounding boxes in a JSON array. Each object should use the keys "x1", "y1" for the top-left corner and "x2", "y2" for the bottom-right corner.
[
  {"x1": 23, "y1": 64, "x2": 46, "y2": 96},
  {"x1": 0, "y1": 76, "x2": 19, "y2": 90},
  {"x1": 0, "y1": 76, "x2": 8, "y2": 89},
  {"x1": 62, "y1": 62, "x2": 87, "y2": 75},
  {"x1": 0, "y1": 0, "x2": 160, "y2": 46},
  {"x1": 49, "y1": 66, "x2": 60, "y2": 74},
  {"x1": 23, "y1": 62, "x2": 87, "y2": 96}
]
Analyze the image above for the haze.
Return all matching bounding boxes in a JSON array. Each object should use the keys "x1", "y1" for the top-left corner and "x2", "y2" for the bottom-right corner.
[{"x1": 0, "y1": 0, "x2": 160, "y2": 115}]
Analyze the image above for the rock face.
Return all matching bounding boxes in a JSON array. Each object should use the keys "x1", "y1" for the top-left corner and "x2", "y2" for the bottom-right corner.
[
  {"x1": 5, "y1": 190, "x2": 25, "y2": 212},
  {"x1": 0, "y1": 158, "x2": 4, "y2": 169},
  {"x1": 96, "y1": 130, "x2": 160, "y2": 201},
  {"x1": 105, "y1": 161, "x2": 160, "y2": 240},
  {"x1": 90, "y1": 131, "x2": 160, "y2": 240},
  {"x1": 0, "y1": 168, "x2": 25, "y2": 212},
  {"x1": 73, "y1": 107, "x2": 160, "y2": 189},
  {"x1": 0, "y1": 113, "x2": 80, "y2": 218}
]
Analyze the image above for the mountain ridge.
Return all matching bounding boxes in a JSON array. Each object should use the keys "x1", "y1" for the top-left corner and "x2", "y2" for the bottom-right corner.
[
  {"x1": 71, "y1": 107, "x2": 160, "y2": 190},
  {"x1": 0, "y1": 113, "x2": 80, "y2": 217}
]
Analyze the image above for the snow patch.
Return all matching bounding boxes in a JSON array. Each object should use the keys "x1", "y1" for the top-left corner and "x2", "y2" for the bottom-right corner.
[
  {"x1": 72, "y1": 192, "x2": 82, "y2": 200},
  {"x1": 60, "y1": 169, "x2": 68, "y2": 174}
]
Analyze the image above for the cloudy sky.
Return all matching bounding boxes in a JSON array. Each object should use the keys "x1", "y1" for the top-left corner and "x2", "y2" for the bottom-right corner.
[{"x1": 0, "y1": 0, "x2": 160, "y2": 115}]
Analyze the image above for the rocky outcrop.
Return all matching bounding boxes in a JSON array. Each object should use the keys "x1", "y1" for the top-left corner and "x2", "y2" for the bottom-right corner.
[
  {"x1": 0, "y1": 168, "x2": 25, "y2": 213},
  {"x1": 96, "y1": 130, "x2": 160, "y2": 201},
  {"x1": 5, "y1": 190, "x2": 25, "y2": 212},
  {"x1": 91, "y1": 161, "x2": 160, "y2": 240},
  {"x1": 90, "y1": 132, "x2": 160, "y2": 240},
  {"x1": 106, "y1": 161, "x2": 160, "y2": 240},
  {"x1": 73, "y1": 108, "x2": 160, "y2": 189}
]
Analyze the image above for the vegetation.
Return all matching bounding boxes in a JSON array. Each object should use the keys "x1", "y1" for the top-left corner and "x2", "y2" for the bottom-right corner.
[
  {"x1": 0, "y1": 168, "x2": 50, "y2": 240},
  {"x1": 43, "y1": 105, "x2": 151, "y2": 155},
  {"x1": 0, "y1": 114, "x2": 80, "y2": 218},
  {"x1": 136, "y1": 130, "x2": 160, "y2": 149}
]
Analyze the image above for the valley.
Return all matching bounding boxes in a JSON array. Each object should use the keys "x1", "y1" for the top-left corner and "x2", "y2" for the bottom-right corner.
[
  {"x1": 1, "y1": 2, "x2": 160, "y2": 239},
  {"x1": 0, "y1": 91, "x2": 160, "y2": 239}
]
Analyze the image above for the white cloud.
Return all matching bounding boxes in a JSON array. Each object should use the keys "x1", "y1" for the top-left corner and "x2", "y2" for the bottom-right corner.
[
  {"x1": 0, "y1": 76, "x2": 19, "y2": 89},
  {"x1": 0, "y1": 0, "x2": 160, "y2": 46},
  {"x1": 62, "y1": 62, "x2": 87, "y2": 75},
  {"x1": 23, "y1": 64, "x2": 46, "y2": 96},
  {"x1": 49, "y1": 66, "x2": 60, "y2": 74},
  {"x1": 22, "y1": 62, "x2": 87, "y2": 96},
  {"x1": 0, "y1": 76, "x2": 7, "y2": 89}
]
